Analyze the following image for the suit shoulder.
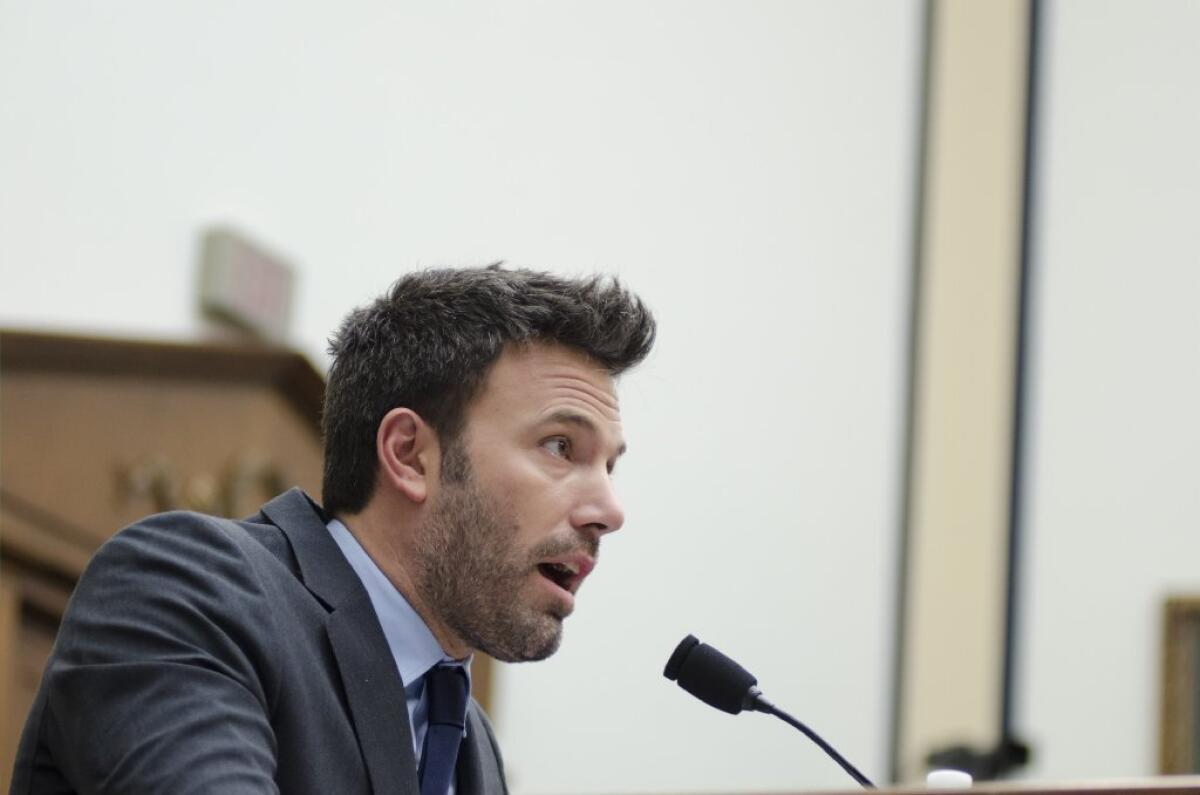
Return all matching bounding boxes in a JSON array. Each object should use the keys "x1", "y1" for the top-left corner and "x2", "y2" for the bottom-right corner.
[
  {"x1": 96, "y1": 508, "x2": 289, "y2": 572},
  {"x1": 57, "y1": 509, "x2": 298, "y2": 695},
  {"x1": 68, "y1": 509, "x2": 292, "y2": 632}
]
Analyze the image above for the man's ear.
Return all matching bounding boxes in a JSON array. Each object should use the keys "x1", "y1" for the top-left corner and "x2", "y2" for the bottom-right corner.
[{"x1": 376, "y1": 408, "x2": 437, "y2": 504}]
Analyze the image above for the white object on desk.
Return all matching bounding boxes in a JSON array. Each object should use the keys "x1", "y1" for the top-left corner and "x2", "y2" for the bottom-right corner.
[{"x1": 926, "y1": 769, "x2": 973, "y2": 788}]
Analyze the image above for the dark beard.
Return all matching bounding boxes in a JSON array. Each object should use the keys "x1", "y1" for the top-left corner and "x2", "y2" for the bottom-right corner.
[{"x1": 412, "y1": 460, "x2": 580, "y2": 663}]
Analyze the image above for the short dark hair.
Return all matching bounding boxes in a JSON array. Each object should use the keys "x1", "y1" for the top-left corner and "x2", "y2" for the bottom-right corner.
[{"x1": 321, "y1": 264, "x2": 656, "y2": 515}]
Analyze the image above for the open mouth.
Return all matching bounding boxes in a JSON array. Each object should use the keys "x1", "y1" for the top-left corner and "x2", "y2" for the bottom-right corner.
[
  {"x1": 535, "y1": 556, "x2": 594, "y2": 595},
  {"x1": 537, "y1": 561, "x2": 581, "y2": 593}
]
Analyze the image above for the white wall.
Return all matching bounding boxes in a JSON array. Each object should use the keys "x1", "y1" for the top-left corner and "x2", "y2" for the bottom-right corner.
[
  {"x1": 1016, "y1": 0, "x2": 1200, "y2": 781},
  {"x1": 0, "y1": 2, "x2": 920, "y2": 792}
]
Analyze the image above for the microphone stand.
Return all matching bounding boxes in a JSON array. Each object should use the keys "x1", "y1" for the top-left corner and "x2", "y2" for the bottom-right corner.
[
  {"x1": 666, "y1": 635, "x2": 876, "y2": 789},
  {"x1": 748, "y1": 689, "x2": 875, "y2": 788}
]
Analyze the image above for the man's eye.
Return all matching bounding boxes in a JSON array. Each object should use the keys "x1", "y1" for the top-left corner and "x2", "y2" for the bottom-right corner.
[{"x1": 541, "y1": 436, "x2": 571, "y2": 459}]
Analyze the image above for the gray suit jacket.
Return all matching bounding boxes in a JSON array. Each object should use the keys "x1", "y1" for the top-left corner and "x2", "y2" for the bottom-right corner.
[{"x1": 10, "y1": 489, "x2": 509, "y2": 795}]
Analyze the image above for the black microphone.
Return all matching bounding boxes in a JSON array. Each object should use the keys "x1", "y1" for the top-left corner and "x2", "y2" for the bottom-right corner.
[{"x1": 663, "y1": 634, "x2": 875, "y2": 789}]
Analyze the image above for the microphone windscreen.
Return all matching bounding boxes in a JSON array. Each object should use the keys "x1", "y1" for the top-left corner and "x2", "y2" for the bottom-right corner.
[{"x1": 663, "y1": 635, "x2": 758, "y2": 714}]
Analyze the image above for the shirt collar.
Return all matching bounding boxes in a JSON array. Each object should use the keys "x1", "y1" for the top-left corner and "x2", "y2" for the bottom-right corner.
[{"x1": 326, "y1": 518, "x2": 469, "y2": 687}]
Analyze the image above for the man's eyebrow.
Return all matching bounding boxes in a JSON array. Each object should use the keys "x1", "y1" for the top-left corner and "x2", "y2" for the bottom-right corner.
[{"x1": 545, "y1": 409, "x2": 627, "y2": 457}]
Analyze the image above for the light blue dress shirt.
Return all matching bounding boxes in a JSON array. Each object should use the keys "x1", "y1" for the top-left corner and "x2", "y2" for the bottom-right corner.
[{"x1": 326, "y1": 518, "x2": 471, "y2": 788}]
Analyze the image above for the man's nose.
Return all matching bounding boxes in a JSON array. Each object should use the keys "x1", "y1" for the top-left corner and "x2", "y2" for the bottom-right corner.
[{"x1": 570, "y1": 471, "x2": 625, "y2": 539}]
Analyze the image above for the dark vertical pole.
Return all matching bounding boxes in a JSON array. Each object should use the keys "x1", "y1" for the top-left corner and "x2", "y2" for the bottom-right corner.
[
  {"x1": 888, "y1": 0, "x2": 936, "y2": 784},
  {"x1": 1000, "y1": 0, "x2": 1042, "y2": 742}
]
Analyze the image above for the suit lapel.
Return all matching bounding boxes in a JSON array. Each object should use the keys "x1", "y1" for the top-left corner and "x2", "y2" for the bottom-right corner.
[
  {"x1": 326, "y1": 601, "x2": 420, "y2": 794},
  {"x1": 261, "y1": 489, "x2": 420, "y2": 795},
  {"x1": 457, "y1": 705, "x2": 506, "y2": 795}
]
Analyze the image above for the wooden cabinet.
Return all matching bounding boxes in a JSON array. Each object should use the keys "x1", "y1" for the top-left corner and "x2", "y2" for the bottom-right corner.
[{"x1": 0, "y1": 329, "x2": 325, "y2": 789}]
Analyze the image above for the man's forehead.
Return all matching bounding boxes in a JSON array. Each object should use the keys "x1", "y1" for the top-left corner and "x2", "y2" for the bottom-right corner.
[
  {"x1": 533, "y1": 366, "x2": 620, "y2": 416},
  {"x1": 466, "y1": 342, "x2": 624, "y2": 447},
  {"x1": 491, "y1": 344, "x2": 617, "y2": 404}
]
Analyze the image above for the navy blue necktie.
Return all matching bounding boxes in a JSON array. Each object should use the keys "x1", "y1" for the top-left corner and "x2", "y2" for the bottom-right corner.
[{"x1": 419, "y1": 665, "x2": 469, "y2": 795}]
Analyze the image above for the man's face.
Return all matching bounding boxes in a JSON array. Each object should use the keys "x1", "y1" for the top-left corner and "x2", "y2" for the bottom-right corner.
[{"x1": 412, "y1": 343, "x2": 627, "y2": 662}]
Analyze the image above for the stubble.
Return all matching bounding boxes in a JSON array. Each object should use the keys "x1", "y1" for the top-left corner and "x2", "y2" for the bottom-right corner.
[{"x1": 412, "y1": 456, "x2": 570, "y2": 662}]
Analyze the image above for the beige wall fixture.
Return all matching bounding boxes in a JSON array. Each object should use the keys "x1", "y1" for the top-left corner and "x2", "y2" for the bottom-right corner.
[{"x1": 894, "y1": 0, "x2": 1034, "y2": 783}]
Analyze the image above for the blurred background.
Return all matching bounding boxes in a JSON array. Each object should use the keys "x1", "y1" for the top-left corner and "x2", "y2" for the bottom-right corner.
[{"x1": 1, "y1": 1, "x2": 1198, "y2": 792}]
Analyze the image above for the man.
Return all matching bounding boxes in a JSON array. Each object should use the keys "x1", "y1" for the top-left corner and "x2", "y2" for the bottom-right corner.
[{"x1": 11, "y1": 265, "x2": 656, "y2": 794}]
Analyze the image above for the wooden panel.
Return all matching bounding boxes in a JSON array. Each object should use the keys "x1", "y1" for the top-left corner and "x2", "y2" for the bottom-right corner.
[
  {"x1": 0, "y1": 581, "x2": 19, "y2": 791},
  {"x1": 0, "y1": 503, "x2": 93, "y2": 581},
  {"x1": 1, "y1": 372, "x2": 321, "y2": 546},
  {"x1": 0, "y1": 329, "x2": 324, "y2": 427},
  {"x1": 0, "y1": 563, "x2": 72, "y2": 793},
  {"x1": 799, "y1": 782, "x2": 1200, "y2": 795},
  {"x1": 620, "y1": 779, "x2": 1200, "y2": 795}
]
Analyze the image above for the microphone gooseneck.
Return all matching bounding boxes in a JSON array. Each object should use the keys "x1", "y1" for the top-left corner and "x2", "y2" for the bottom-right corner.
[{"x1": 663, "y1": 634, "x2": 876, "y2": 789}]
